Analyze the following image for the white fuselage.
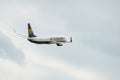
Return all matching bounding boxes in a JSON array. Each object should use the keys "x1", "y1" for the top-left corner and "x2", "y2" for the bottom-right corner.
[{"x1": 27, "y1": 37, "x2": 67, "y2": 44}]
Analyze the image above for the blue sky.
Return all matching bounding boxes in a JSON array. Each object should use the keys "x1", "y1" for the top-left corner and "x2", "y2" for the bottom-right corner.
[{"x1": 0, "y1": 0, "x2": 120, "y2": 80}]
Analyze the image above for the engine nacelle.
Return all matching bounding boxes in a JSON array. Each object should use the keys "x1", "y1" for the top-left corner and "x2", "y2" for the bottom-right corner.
[{"x1": 56, "y1": 43, "x2": 63, "y2": 46}]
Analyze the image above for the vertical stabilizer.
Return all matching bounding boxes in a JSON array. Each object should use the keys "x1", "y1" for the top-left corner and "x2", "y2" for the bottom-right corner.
[{"x1": 28, "y1": 23, "x2": 37, "y2": 37}]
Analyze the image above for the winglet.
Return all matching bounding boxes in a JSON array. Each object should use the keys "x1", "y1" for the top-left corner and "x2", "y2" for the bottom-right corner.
[{"x1": 70, "y1": 37, "x2": 72, "y2": 42}]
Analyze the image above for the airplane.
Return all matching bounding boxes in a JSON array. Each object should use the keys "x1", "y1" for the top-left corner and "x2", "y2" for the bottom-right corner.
[{"x1": 14, "y1": 23, "x2": 72, "y2": 46}]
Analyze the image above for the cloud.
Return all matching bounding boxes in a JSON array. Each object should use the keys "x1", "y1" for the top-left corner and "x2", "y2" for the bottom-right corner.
[
  {"x1": 0, "y1": 25, "x2": 104, "y2": 80},
  {"x1": 0, "y1": 32, "x2": 25, "y2": 64},
  {"x1": 0, "y1": 0, "x2": 120, "y2": 80},
  {"x1": 18, "y1": 48, "x2": 105, "y2": 80},
  {"x1": 0, "y1": 58, "x2": 48, "y2": 80}
]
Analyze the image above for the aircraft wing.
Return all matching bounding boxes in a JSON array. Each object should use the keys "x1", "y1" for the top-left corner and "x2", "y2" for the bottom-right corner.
[{"x1": 14, "y1": 28, "x2": 27, "y2": 38}]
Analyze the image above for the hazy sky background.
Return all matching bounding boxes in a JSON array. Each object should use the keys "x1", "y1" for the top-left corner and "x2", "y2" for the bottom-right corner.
[{"x1": 0, "y1": 0, "x2": 120, "y2": 80}]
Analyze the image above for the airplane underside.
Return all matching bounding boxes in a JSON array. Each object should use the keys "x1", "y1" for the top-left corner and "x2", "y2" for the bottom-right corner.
[
  {"x1": 28, "y1": 39, "x2": 63, "y2": 46},
  {"x1": 28, "y1": 40, "x2": 51, "y2": 44}
]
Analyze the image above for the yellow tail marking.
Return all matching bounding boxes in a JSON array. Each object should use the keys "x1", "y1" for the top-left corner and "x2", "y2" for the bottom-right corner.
[{"x1": 28, "y1": 29, "x2": 33, "y2": 34}]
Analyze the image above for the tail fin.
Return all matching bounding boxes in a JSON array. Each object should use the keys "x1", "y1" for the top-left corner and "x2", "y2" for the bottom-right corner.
[{"x1": 28, "y1": 23, "x2": 37, "y2": 37}]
